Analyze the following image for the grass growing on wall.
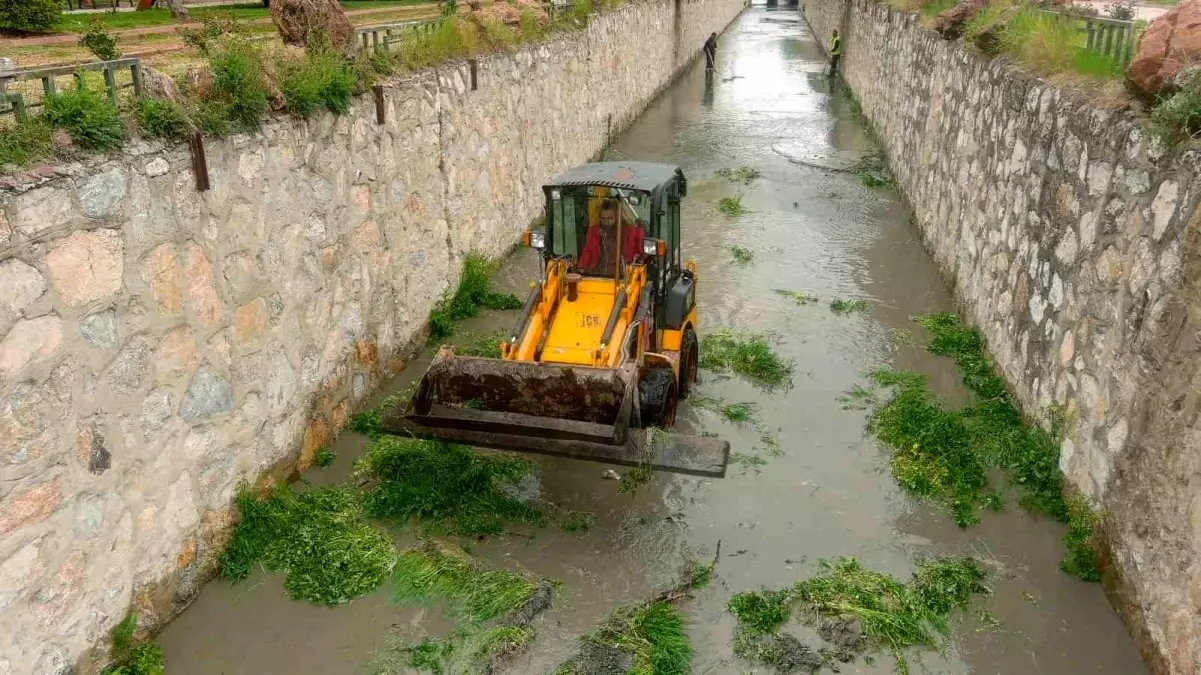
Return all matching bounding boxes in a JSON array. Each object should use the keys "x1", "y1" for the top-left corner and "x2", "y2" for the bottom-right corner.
[{"x1": 429, "y1": 253, "x2": 523, "y2": 340}]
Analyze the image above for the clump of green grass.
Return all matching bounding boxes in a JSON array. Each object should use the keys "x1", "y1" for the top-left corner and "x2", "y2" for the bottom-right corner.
[
  {"x1": 716, "y1": 166, "x2": 762, "y2": 184},
  {"x1": 454, "y1": 330, "x2": 508, "y2": 358},
  {"x1": 700, "y1": 329, "x2": 793, "y2": 388},
  {"x1": 44, "y1": 88, "x2": 124, "y2": 151},
  {"x1": 205, "y1": 37, "x2": 272, "y2": 131},
  {"x1": 829, "y1": 298, "x2": 870, "y2": 314},
  {"x1": 691, "y1": 396, "x2": 758, "y2": 425},
  {"x1": 217, "y1": 486, "x2": 396, "y2": 605},
  {"x1": 718, "y1": 194, "x2": 748, "y2": 216},
  {"x1": 1060, "y1": 495, "x2": 1101, "y2": 581},
  {"x1": 774, "y1": 289, "x2": 819, "y2": 304},
  {"x1": 585, "y1": 601, "x2": 691, "y2": 674},
  {"x1": 315, "y1": 447, "x2": 336, "y2": 468},
  {"x1": 559, "y1": 510, "x2": 596, "y2": 533},
  {"x1": 135, "y1": 97, "x2": 191, "y2": 140},
  {"x1": 279, "y1": 43, "x2": 354, "y2": 118},
  {"x1": 848, "y1": 151, "x2": 894, "y2": 188},
  {"x1": 392, "y1": 544, "x2": 539, "y2": 625},
  {"x1": 103, "y1": 612, "x2": 165, "y2": 675},
  {"x1": 730, "y1": 246, "x2": 754, "y2": 264},
  {"x1": 996, "y1": 7, "x2": 1078, "y2": 75},
  {"x1": 730, "y1": 452, "x2": 768, "y2": 470},
  {"x1": 348, "y1": 391, "x2": 407, "y2": 438},
  {"x1": 857, "y1": 312, "x2": 1091, "y2": 577},
  {"x1": 430, "y1": 253, "x2": 523, "y2": 340},
  {"x1": 387, "y1": 607, "x2": 538, "y2": 674},
  {"x1": 357, "y1": 436, "x2": 543, "y2": 536},
  {"x1": 618, "y1": 427, "x2": 664, "y2": 494},
  {"x1": 0, "y1": 115, "x2": 54, "y2": 167},
  {"x1": 728, "y1": 557, "x2": 987, "y2": 673}
]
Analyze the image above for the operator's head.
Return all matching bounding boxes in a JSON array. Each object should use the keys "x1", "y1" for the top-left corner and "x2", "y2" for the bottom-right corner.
[{"x1": 599, "y1": 200, "x2": 617, "y2": 228}]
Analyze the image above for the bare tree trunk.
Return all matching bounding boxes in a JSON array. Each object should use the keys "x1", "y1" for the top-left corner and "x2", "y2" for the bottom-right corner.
[{"x1": 165, "y1": 0, "x2": 190, "y2": 20}]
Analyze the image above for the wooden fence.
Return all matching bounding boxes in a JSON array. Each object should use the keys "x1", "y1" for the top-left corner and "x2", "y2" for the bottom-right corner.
[
  {"x1": 1047, "y1": 10, "x2": 1138, "y2": 66},
  {"x1": 0, "y1": 58, "x2": 143, "y2": 122}
]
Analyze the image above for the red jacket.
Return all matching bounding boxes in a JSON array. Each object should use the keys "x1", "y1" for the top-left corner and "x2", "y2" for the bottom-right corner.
[{"x1": 578, "y1": 222, "x2": 645, "y2": 272}]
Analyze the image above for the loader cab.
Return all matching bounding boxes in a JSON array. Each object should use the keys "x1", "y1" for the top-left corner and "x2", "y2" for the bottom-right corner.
[{"x1": 537, "y1": 162, "x2": 690, "y2": 298}]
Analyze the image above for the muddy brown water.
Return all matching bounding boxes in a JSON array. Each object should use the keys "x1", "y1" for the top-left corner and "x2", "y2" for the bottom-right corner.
[{"x1": 157, "y1": 6, "x2": 1149, "y2": 674}]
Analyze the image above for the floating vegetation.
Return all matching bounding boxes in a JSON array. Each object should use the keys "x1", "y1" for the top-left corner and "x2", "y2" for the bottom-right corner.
[
  {"x1": 727, "y1": 557, "x2": 987, "y2": 674},
  {"x1": 774, "y1": 289, "x2": 819, "y2": 304},
  {"x1": 357, "y1": 436, "x2": 543, "y2": 536},
  {"x1": 348, "y1": 391, "x2": 407, "y2": 438},
  {"x1": 718, "y1": 194, "x2": 748, "y2": 216},
  {"x1": 559, "y1": 510, "x2": 597, "y2": 533},
  {"x1": 453, "y1": 330, "x2": 508, "y2": 358},
  {"x1": 315, "y1": 447, "x2": 336, "y2": 468},
  {"x1": 753, "y1": 432, "x2": 783, "y2": 457},
  {"x1": 218, "y1": 486, "x2": 397, "y2": 605},
  {"x1": 377, "y1": 543, "x2": 551, "y2": 674},
  {"x1": 854, "y1": 313, "x2": 1094, "y2": 577},
  {"x1": 730, "y1": 452, "x2": 769, "y2": 471},
  {"x1": 699, "y1": 329, "x2": 793, "y2": 388},
  {"x1": 555, "y1": 555, "x2": 717, "y2": 675},
  {"x1": 619, "y1": 427, "x2": 665, "y2": 494},
  {"x1": 829, "y1": 298, "x2": 870, "y2": 314},
  {"x1": 716, "y1": 166, "x2": 762, "y2": 184},
  {"x1": 730, "y1": 245, "x2": 755, "y2": 264},
  {"x1": 392, "y1": 544, "x2": 541, "y2": 625},
  {"x1": 430, "y1": 253, "x2": 523, "y2": 340},
  {"x1": 102, "y1": 613, "x2": 164, "y2": 675},
  {"x1": 849, "y1": 151, "x2": 894, "y2": 188},
  {"x1": 692, "y1": 396, "x2": 758, "y2": 425}
]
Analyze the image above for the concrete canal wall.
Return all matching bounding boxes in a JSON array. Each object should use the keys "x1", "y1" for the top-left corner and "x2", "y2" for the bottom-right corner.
[
  {"x1": 802, "y1": 0, "x2": 1201, "y2": 672},
  {"x1": 0, "y1": 0, "x2": 746, "y2": 670}
]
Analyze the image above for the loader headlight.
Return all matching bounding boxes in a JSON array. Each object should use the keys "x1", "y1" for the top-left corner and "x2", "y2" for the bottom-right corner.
[
  {"x1": 530, "y1": 230, "x2": 546, "y2": 250},
  {"x1": 642, "y1": 238, "x2": 660, "y2": 256}
]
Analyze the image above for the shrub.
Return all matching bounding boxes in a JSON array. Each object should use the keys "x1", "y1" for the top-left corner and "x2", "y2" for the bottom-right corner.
[
  {"x1": 1105, "y1": 0, "x2": 1134, "y2": 20},
  {"x1": 0, "y1": 116, "x2": 54, "y2": 166},
  {"x1": 178, "y1": 14, "x2": 245, "y2": 55},
  {"x1": 998, "y1": 7, "x2": 1077, "y2": 74},
  {"x1": 279, "y1": 47, "x2": 354, "y2": 118},
  {"x1": 44, "y1": 88, "x2": 123, "y2": 151},
  {"x1": 135, "y1": 97, "x2": 191, "y2": 139},
  {"x1": 0, "y1": 0, "x2": 61, "y2": 34},
  {"x1": 1150, "y1": 68, "x2": 1201, "y2": 145},
  {"x1": 206, "y1": 39, "x2": 271, "y2": 130},
  {"x1": 79, "y1": 19, "x2": 120, "y2": 61}
]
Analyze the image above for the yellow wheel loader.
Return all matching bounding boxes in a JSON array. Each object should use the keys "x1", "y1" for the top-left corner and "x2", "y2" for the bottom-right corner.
[{"x1": 382, "y1": 162, "x2": 730, "y2": 477}]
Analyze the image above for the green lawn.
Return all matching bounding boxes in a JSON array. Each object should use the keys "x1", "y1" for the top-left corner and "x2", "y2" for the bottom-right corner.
[{"x1": 53, "y1": 0, "x2": 424, "y2": 33}]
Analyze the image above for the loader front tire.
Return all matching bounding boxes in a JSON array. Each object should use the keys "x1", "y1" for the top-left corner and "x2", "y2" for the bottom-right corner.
[
  {"x1": 639, "y1": 367, "x2": 679, "y2": 429},
  {"x1": 679, "y1": 327, "x2": 698, "y2": 399}
]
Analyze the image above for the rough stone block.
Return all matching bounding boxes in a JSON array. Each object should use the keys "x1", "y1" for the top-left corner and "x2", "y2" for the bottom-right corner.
[
  {"x1": 0, "y1": 316, "x2": 63, "y2": 379},
  {"x1": 45, "y1": 229, "x2": 124, "y2": 308},
  {"x1": 179, "y1": 369, "x2": 233, "y2": 423}
]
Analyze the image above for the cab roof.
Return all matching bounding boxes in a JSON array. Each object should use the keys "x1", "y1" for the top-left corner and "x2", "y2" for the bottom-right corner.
[{"x1": 544, "y1": 162, "x2": 685, "y2": 195}]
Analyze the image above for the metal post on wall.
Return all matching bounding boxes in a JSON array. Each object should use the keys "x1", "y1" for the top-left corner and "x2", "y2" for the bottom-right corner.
[
  {"x1": 372, "y1": 84, "x2": 385, "y2": 124},
  {"x1": 189, "y1": 132, "x2": 210, "y2": 192}
]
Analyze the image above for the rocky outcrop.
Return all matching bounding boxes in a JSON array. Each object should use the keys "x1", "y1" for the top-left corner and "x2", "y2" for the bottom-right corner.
[
  {"x1": 140, "y1": 67, "x2": 183, "y2": 105},
  {"x1": 1126, "y1": 0, "x2": 1201, "y2": 97},
  {"x1": 269, "y1": 0, "x2": 355, "y2": 51},
  {"x1": 933, "y1": 0, "x2": 984, "y2": 40}
]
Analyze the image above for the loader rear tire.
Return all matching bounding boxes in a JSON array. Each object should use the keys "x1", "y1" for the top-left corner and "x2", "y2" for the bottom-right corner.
[
  {"x1": 679, "y1": 327, "x2": 698, "y2": 399},
  {"x1": 639, "y1": 367, "x2": 679, "y2": 429}
]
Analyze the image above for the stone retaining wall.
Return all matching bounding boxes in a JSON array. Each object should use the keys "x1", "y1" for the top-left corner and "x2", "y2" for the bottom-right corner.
[
  {"x1": 802, "y1": 0, "x2": 1200, "y2": 672},
  {"x1": 0, "y1": 0, "x2": 746, "y2": 670}
]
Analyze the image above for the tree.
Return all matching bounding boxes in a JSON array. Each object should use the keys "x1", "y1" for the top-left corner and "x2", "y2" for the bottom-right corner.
[
  {"x1": 0, "y1": 0, "x2": 61, "y2": 33},
  {"x1": 163, "y1": 0, "x2": 189, "y2": 20}
]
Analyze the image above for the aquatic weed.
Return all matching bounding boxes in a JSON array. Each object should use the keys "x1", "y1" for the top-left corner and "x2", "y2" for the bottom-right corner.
[
  {"x1": 315, "y1": 447, "x2": 336, "y2": 468},
  {"x1": 728, "y1": 557, "x2": 987, "y2": 674},
  {"x1": 103, "y1": 612, "x2": 164, "y2": 675},
  {"x1": 218, "y1": 486, "x2": 396, "y2": 605},
  {"x1": 587, "y1": 601, "x2": 691, "y2": 675},
  {"x1": 430, "y1": 254, "x2": 523, "y2": 340},
  {"x1": 454, "y1": 330, "x2": 508, "y2": 358},
  {"x1": 848, "y1": 151, "x2": 894, "y2": 188},
  {"x1": 829, "y1": 298, "x2": 870, "y2": 314},
  {"x1": 730, "y1": 246, "x2": 754, "y2": 264},
  {"x1": 392, "y1": 544, "x2": 538, "y2": 625},
  {"x1": 619, "y1": 427, "x2": 665, "y2": 494},
  {"x1": 559, "y1": 510, "x2": 596, "y2": 533},
  {"x1": 730, "y1": 452, "x2": 769, "y2": 470},
  {"x1": 358, "y1": 436, "x2": 543, "y2": 536},
  {"x1": 716, "y1": 166, "x2": 762, "y2": 184},
  {"x1": 718, "y1": 194, "x2": 747, "y2": 216},
  {"x1": 699, "y1": 329, "x2": 793, "y2": 388},
  {"x1": 774, "y1": 289, "x2": 819, "y2": 304},
  {"x1": 348, "y1": 390, "x2": 409, "y2": 438}
]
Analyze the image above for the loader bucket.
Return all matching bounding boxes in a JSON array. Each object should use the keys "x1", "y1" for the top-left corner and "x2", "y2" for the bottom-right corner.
[{"x1": 379, "y1": 347, "x2": 731, "y2": 477}]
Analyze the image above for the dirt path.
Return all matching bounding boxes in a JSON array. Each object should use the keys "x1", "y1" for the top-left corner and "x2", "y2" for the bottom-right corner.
[{"x1": 0, "y1": 3, "x2": 439, "y2": 47}]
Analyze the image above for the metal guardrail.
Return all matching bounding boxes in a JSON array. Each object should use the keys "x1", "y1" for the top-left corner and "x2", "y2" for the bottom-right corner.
[
  {"x1": 1046, "y1": 10, "x2": 1138, "y2": 65},
  {"x1": 0, "y1": 57, "x2": 143, "y2": 122}
]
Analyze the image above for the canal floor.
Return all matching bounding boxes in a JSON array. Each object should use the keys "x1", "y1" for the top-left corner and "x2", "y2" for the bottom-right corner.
[{"x1": 157, "y1": 5, "x2": 1149, "y2": 674}]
